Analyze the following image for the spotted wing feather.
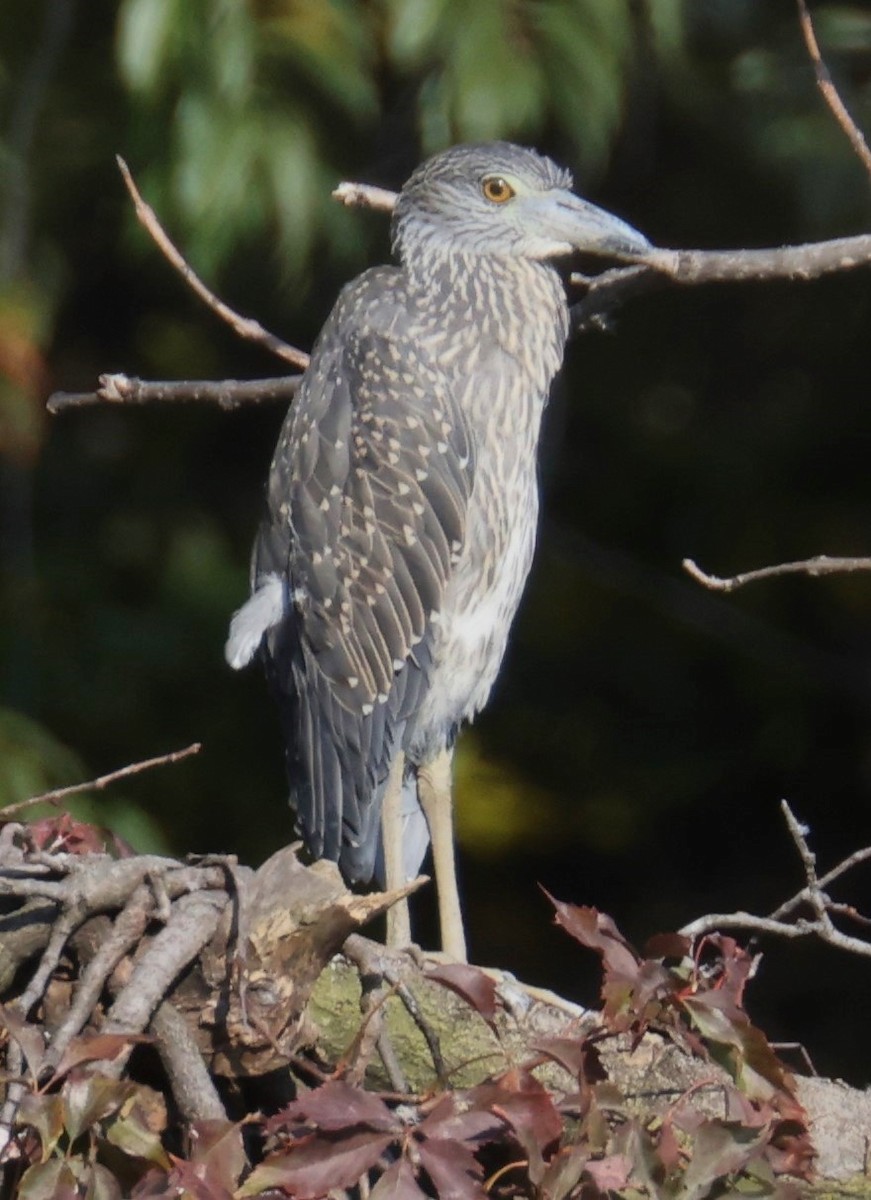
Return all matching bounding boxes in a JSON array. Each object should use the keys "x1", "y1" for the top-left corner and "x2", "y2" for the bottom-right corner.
[{"x1": 256, "y1": 270, "x2": 473, "y2": 881}]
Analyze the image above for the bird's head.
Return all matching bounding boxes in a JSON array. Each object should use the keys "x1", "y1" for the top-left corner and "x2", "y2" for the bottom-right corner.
[{"x1": 392, "y1": 142, "x2": 651, "y2": 265}]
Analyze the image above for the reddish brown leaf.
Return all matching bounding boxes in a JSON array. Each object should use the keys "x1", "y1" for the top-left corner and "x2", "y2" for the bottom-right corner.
[
  {"x1": 130, "y1": 1166, "x2": 176, "y2": 1197},
  {"x1": 188, "y1": 1118, "x2": 248, "y2": 1182},
  {"x1": 584, "y1": 1153, "x2": 633, "y2": 1192},
  {"x1": 766, "y1": 1118, "x2": 816, "y2": 1180},
  {"x1": 168, "y1": 1157, "x2": 235, "y2": 1200},
  {"x1": 644, "y1": 932, "x2": 691, "y2": 961},
  {"x1": 533, "y1": 1036, "x2": 607, "y2": 1086},
  {"x1": 29, "y1": 813, "x2": 109, "y2": 854},
  {"x1": 52, "y1": 1030, "x2": 150, "y2": 1081},
  {"x1": 237, "y1": 1131, "x2": 393, "y2": 1198},
  {"x1": 0, "y1": 1003, "x2": 46, "y2": 1076},
  {"x1": 417, "y1": 1094, "x2": 501, "y2": 1143},
  {"x1": 425, "y1": 963, "x2": 498, "y2": 1023},
  {"x1": 656, "y1": 1117, "x2": 683, "y2": 1173},
  {"x1": 544, "y1": 896, "x2": 639, "y2": 982},
  {"x1": 417, "y1": 1138, "x2": 486, "y2": 1200},
  {"x1": 275, "y1": 1080, "x2": 395, "y2": 1133},
  {"x1": 468, "y1": 1067, "x2": 563, "y2": 1152},
  {"x1": 369, "y1": 1159, "x2": 429, "y2": 1200}
]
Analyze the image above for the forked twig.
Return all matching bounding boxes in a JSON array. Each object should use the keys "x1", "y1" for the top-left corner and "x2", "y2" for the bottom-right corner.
[
  {"x1": 682, "y1": 801, "x2": 871, "y2": 958},
  {"x1": 115, "y1": 156, "x2": 309, "y2": 369}
]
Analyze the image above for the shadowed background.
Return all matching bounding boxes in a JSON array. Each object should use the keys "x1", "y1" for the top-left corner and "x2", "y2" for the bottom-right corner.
[{"x1": 3, "y1": 0, "x2": 871, "y2": 1082}]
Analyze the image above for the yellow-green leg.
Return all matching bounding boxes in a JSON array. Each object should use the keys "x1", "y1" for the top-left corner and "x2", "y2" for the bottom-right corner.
[{"x1": 417, "y1": 746, "x2": 467, "y2": 963}]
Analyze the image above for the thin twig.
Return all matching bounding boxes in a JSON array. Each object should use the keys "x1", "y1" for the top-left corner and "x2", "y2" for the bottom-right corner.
[
  {"x1": 0, "y1": 742, "x2": 202, "y2": 819},
  {"x1": 681, "y1": 802, "x2": 871, "y2": 958},
  {"x1": 47, "y1": 374, "x2": 300, "y2": 415},
  {"x1": 116, "y1": 156, "x2": 309, "y2": 370},
  {"x1": 797, "y1": 0, "x2": 871, "y2": 180},
  {"x1": 682, "y1": 554, "x2": 871, "y2": 594}
]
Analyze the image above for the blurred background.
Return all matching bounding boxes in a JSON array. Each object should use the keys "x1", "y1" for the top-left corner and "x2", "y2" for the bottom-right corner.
[{"x1": 3, "y1": 0, "x2": 871, "y2": 1082}]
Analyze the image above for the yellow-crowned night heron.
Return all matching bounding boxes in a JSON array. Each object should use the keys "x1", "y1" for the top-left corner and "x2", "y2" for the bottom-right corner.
[{"x1": 227, "y1": 142, "x2": 650, "y2": 961}]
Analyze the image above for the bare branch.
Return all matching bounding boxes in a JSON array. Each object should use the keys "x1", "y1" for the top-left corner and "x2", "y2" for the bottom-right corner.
[
  {"x1": 682, "y1": 553, "x2": 871, "y2": 594},
  {"x1": 102, "y1": 890, "x2": 227, "y2": 1046},
  {"x1": 681, "y1": 801, "x2": 871, "y2": 958},
  {"x1": 797, "y1": 0, "x2": 871, "y2": 180},
  {"x1": 150, "y1": 1000, "x2": 227, "y2": 1122},
  {"x1": 47, "y1": 374, "x2": 300, "y2": 415},
  {"x1": 41, "y1": 884, "x2": 152, "y2": 1074},
  {"x1": 333, "y1": 180, "x2": 398, "y2": 213},
  {"x1": 0, "y1": 742, "x2": 202, "y2": 819},
  {"x1": 116, "y1": 156, "x2": 309, "y2": 369},
  {"x1": 570, "y1": 233, "x2": 871, "y2": 335}
]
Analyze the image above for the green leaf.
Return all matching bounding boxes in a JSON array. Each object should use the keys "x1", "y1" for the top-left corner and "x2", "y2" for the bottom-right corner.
[
  {"x1": 104, "y1": 1107, "x2": 172, "y2": 1168},
  {"x1": 116, "y1": 0, "x2": 184, "y2": 93}
]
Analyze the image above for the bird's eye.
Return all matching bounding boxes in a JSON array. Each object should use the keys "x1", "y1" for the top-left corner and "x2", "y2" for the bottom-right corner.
[{"x1": 481, "y1": 176, "x2": 515, "y2": 204}]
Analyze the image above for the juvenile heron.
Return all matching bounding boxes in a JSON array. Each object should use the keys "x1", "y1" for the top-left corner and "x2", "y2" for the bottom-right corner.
[{"x1": 227, "y1": 142, "x2": 650, "y2": 961}]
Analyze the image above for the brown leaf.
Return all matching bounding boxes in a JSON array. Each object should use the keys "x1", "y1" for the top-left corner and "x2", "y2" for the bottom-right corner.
[
  {"x1": 643, "y1": 932, "x2": 691, "y2": 961},
  {"x1": 425, "y1": 963, "x2": 498, "y2": 1024},
  {"x1": 29, "y1": 813, "x2": 110, "y2": 854},
  {"x1": 237, "y1": 1131, "x2": 394, "y2": 1198},
  {"x1": 52, "y1": 1030, "x2": 151, "y2": 1082},
  {"x1": 274, "y1": 1080, "x2": 396, "y2": 1133},
  {"x1": 417, "y1": 1138, "x2": 486, "y2": 1200},
  {"x1": 187, "y1": 1119, "x2": 248, "y2": 1189},
  {"x1": 168, "y1": 1156, "x2": 235, "y2": 1200},
  {"x1": 62, "y1": 1074, "x2": 131, "y2": 1143},
  {"x1": 469, "y1": 1067, "x2": 563, "y2": 1154},
  {"x1": 417, "y1": 1095, "x2": 501, "y2": 1144},
  {"x1": 544, "y1": 896, "x2": 639, "y2": 983},
  {"x1": 369, "y1": 1159, "x2": 429, "y2": 1200},
  {"x1": 17, "y1": 1093, "x2": 66, "y2": 1162},
  {"x1": 0, "y1": 1003, "x2": 46, "y2": 1076},
  {"x1": 533, "y1": 1036, "x2": 607, "y2": 1088},
  {"x1": 584, "y1": 1153, "x2": 633, "y2": 1191}
]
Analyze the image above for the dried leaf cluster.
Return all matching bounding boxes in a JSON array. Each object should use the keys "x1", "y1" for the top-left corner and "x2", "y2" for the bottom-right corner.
[{"x1": 0, "y1": 808, "x2": 816, "y2": 1199}]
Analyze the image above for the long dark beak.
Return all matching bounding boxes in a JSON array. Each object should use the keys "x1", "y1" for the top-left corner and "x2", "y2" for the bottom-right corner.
[{"x1": 530, "y1": 190, "x2": 652, "y2": 261}]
